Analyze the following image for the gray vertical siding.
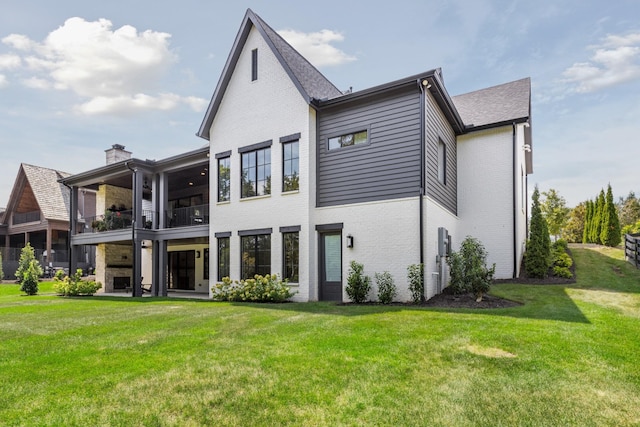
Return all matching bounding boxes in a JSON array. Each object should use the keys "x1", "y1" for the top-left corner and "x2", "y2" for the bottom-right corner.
[
  {"x1": 317, "y1": 87, "x2": 422, "y2": 207},
  {"x1": 425, "y1": 92, "x2": 457, "y2": 214}
]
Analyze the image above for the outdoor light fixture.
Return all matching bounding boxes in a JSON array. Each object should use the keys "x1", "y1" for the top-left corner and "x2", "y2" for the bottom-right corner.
[
  {"x1": 346, "y1": 234, "x2": 354, "y2": 248},
  {"x1": 196, "y1": 250, "x2": 201, "y2": 258}
]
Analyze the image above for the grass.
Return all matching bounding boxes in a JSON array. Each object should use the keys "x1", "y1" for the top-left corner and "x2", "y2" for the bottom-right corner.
[{"x1": 1, "y1": 245, "x2": 639, "y2": 426}]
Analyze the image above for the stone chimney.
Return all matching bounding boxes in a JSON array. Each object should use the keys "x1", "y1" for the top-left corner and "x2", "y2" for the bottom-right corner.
[{"x1": 105, "y1": 144, "x2": 132, "y2": 165}]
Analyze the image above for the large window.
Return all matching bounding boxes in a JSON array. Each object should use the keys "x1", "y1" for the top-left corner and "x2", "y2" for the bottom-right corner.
[
  {"x1": 282, "y1": 227, "x2": 300, "y2": 282},
  {"x1": 241, "y1": 147, "x2": 271, "y2": 198},
  {"x1": 217, "y1": 237, "x2": 229, "y2": 281},
  {"x1": 241, "y1": 232, "x2": 271, "y2": 279},
  {"x1": 283, "y1": 140, "x2": 299, "y2": 192},
  {"x1": 218, "y1": 156, "x2": 230, "y2": 202},
  {"x1": 328, "y1": 130, "x2": 368, "y2": 150}
]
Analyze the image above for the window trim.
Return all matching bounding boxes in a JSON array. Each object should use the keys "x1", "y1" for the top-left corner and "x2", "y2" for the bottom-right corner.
[
  {"x1": 281, "y1": 139, "x2": 300, "y2": 193},
  {"x1": 437, "y1": 138, "x2": 447, "y2": 185},
  {"x1": 240, "y1": 232, "x2": 271, "y2": 279},
  {"x1": 282, "y1": 229, "x2": 300, "y2": 283},
  {"x1": 239, "y1": 143, "x2": 272, "y2": 199},
  {"x1": 327, "y1": 127, "x2": 371, "y2": 151},
  {"x1": 217, "y1": 155, "x2": 231, "y2": 202}
]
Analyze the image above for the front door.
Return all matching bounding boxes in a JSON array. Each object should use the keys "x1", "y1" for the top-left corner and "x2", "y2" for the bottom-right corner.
[
  {"x1": 319, "y1": 232, "x2": 342, "y2": 301},
  {"x1": 168, "y1": 250, "x2": 195, "y2": 290}
]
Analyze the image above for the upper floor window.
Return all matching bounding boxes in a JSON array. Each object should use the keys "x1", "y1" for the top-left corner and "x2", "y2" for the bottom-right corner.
[
  {"x1": 328, "y1": 130, "x2": 368, "y2": 150},
  {"x1": 251, "y1": 49, "x2": 258, "y2": 81},
  {"x1": 437, "y1": 139, "x2": 447, "y2": 185},
  {"x1": 217, "y1": 156, "x2": 230, "y2": 202},
  {"x1": 240, "y1": 145, "x2": 271, "y2": 198},
  {"x1": 283, "y1": 140, "x2": 299, "y2": 192}
]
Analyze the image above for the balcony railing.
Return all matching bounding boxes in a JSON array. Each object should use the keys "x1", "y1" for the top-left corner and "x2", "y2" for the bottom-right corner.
[
  {"x1": 13, "y1": 210, "x2": 41, "y2": 225},
  {"x1": 78, "y1": 209, "x2": 156, "y2": 234},
  {"x1": 167, "y1": 204, "x2": 209, "y2": 228}
]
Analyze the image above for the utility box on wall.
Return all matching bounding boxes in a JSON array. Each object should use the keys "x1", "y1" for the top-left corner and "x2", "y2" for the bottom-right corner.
[{"x1": 438, "y1": 227, "x2": 450, "y2": 257}]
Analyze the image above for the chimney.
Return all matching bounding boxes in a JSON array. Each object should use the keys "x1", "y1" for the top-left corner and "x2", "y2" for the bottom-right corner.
[{"x1": 105, "y1": 144, "x2": 132, "y2": 165}]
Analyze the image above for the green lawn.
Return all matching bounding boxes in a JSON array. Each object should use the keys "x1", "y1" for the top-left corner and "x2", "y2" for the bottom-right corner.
[{"x1": 1, "y1": 246, "x2": 639, "y2": 426}]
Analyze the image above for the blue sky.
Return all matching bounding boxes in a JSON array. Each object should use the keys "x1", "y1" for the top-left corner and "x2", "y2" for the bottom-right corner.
[{"x1": 1, "y1": 0, "x2": 638, "y2": 208}]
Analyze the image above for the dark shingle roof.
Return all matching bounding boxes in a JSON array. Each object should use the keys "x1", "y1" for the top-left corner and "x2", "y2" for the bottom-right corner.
[
  {"x1": 452, "y1": 77, "x2": 531, "y2": 129},
  {"x1": 197, "y1": 9, "x2": 342, "y2": 140},
  {"x1": 20, "y1": 164, "x2": 71, "y2": 222}
]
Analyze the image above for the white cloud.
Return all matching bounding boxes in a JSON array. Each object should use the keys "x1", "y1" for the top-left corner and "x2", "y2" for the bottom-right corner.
[
  {"x1": 278, "y1": 29, "x2": 356, "y2": 67},
  {"x1": 0, "y1": 74, "x2": 7, "y2": 88},
  {"x1": 562, "y1": 31, "x2": 640, "y2": 93},
  {"x1": 0, "y1": 54, "x2": 21, "y2": 70},
  {"x1": 2, "y1": 17, "x2": 202, "y2": 115}
]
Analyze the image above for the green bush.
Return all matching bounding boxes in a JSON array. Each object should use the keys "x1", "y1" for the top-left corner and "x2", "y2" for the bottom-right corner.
[
  {"x1": 553, "y1": 251, "x2": 573, "y2": 269},
  {"x1": 553, "y1": 266, "x2": 573, "y2": 279},
  {"x1": 346, "y1": 261, "x2": 371, "y2": 303},
  {"x1": 16, "y1": 243, "x2": 42, "y2": 282},
  {"x1": 211, "y1": 274, "x2": 295, "y2": 302},
  {"x1": 374, "y1": 271, "x2": 396, "y2": 304},
  {"x1": 406, "y1": 264, "x2": 424, "y2": 304},
  {"x1": 447, "y1": 236, "x2": 496, "y2": 302},
  {"x1": 20, "y1": 261, "x2": 40, "y2": 295},
  {"x1": 53, "y1": 269, "x2": 102, "y2": 296}
]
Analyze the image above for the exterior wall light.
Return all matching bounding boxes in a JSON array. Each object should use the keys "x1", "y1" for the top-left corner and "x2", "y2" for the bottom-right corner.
[{"x1": 346, "y1": 234, "x2": 354, "y2": 248}]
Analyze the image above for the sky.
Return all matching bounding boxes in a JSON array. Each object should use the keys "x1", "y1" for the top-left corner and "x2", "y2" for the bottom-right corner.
[{"x1": 0, "y1": 0, "x2": 639, "y2": 208}]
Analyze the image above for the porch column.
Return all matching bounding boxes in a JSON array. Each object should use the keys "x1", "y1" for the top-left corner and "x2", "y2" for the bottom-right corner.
[
  {"x1": 45, "y1": 226, "x2": 52, "y2": 266},
  {"x1": 68, "y1": 186, "x2": 78, "y2": 274},
  {"x1": 157, "y1": 172, "x2": 168, "y2": 229},
  {"x1": 132, "y1": 169, "x2": 143, "y2": 297},
  {"x1": 158, "y1": 240, "x2": 168, "y2": 296}
]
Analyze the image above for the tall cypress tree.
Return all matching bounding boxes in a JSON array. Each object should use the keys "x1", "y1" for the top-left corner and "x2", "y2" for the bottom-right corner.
[
  {"x1": 592, "y1": 189, "x2": 605, "y2": 244},
  {"x1": 583, "y1": 200, "x2": 592, "y2": 243},
  {"x1": 601, "y1": 184, "x2": 621, "y2": 247},
  {"x1": 525, "y1": 186, "x2": 551, "y2": 278}
]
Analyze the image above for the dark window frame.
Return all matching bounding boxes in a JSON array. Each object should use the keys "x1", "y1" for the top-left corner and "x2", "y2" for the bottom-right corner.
[
  {"x1": 282, "y1": 139, "x2": 300, "y2": 192},
  {"x1": 280, "y1": 225, "x2": 301, "y2": 283},
  {"x1": 240, "y1": 231, "x2": 271, "y2": 279},
  {"x1": 437, "y1": 138, "x2": 447, "y2": 185},
  {"x1": 217, "y1": 155, "x2": 231, "y2": 202},
  {"x1": 216, "y1": 238, "x2": 229, "y2": 281},
  {"x1": 239, "y1": 143, "x2": 271, "y2": 199},
  {"x1": 327, "y1": 127, "x2": 370, "y2": 151},
  {"x1": 251, "y1": 48, "x2": 258, "y2": 81}
]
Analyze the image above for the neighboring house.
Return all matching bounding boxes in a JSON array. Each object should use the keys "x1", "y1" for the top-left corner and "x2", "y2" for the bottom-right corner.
[
  {"x1": 61, "y1": 144, "x2": 210, "y2": 296},
  {"x1": 0, "y1": 163, "x2": 96, "y2": 278},
  {"x1": 197, "y1": 9, "x2": 532, "y2": 302},
  {"x1": 62, "y1": 8, "x2": 533, "y2": 302}
]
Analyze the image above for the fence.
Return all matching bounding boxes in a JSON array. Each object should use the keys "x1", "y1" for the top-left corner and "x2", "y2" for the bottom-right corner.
[{"x1": 625, "y1": 233, "x2": 640, "y2": 268}]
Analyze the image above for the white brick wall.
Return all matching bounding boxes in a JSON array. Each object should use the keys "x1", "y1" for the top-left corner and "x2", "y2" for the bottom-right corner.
[
  {"x1": 457, "y1": 126, "x2": 516, "y2": 279},
  {"x1": 207, "y1": 26, "x2": 313, "y2": 302}
]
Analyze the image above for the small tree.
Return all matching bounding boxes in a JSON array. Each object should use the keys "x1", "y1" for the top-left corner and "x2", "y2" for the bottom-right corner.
[
  {"x1": 406, "y1": 263, "x2": 424, "y2": 304},
  {"x1": 20, "y1": 260, "x2": 40, "y2": 295},
  {"x1": 592, "y1": 189, "x2": 605, "y2": 244},
  {"x1": 541, "y1": 188, "x2": 569, "y2": 241},
  {"x1": 374, "y1": 271, "x2": 396, "y2": 304},
  {"x1": 447, "y1": 236, "x2": 496, "y2": 302},
  {"x1": 563, "y1": 202, "x2": 586, "y2": 243},
  {"x1": 346, "y1": 261, "x2": 371, "y2": 303},
  {"x1": 600, "y1": 184, "x2": 621, "y2": 247},
  {"x1": 16, "y1": 243, "x2": 42, "y2": 282},
  {"x1": 583, "y1": 199, "x2": 593, "y2": 243},
  {"x1": 525, "y1": 186, "x2": 551, "y2": 278}
]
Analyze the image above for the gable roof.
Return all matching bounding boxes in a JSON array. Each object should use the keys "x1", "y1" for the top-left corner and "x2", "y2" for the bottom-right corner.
[
  {"x1": 197, "y1": 8, "x2": 342, "y2": 140},
  {"x1": 451, "y1": 77, "x2": 531, "y2": 130},
  {"x1": 4, "y1": 164, "x2": 72, "y2": 223}
]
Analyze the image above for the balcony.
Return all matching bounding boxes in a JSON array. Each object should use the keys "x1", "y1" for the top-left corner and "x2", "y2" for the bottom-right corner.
[
  {"x1": 167, "y1": 204, "x2": 209, "y2": 228},
  {"x1": 78, "y1": 209, "x2": 156, "y2": 234}
]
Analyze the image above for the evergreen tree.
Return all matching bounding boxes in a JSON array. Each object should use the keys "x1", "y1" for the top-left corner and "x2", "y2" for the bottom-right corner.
[
  {"x1": 592, "y1": 190, "x2": 605, "y2": 244},
  {"x1": 583, "y1": 200, "x2": 593, "y2": 243},
  {"x1": 617, "y1": 191, "x2": 640, "y2": 230},
  {"x1": 600, "y1": 184, "x2": 621, "y2": 247},
  {"x1": 16, "y1": 243, "x2": 42, "y2": 282},
  {"x1": 525, "y1": 186, "x2": 551, "y2": 278}
]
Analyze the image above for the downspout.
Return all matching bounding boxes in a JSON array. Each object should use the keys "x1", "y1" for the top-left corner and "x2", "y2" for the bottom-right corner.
[
  {"x1": 512, "y1": 123, "x2": 518, "y2": 279},
  {"x1": 125, "y1": 161, "x2": 139, "y2": 297},
  {"x1": 418, "y1": 78, "x2": 428, "y2": 302}
]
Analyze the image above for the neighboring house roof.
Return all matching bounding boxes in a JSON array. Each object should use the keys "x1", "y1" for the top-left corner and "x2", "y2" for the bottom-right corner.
[
  {"x1": 451, "y1": 77, "x2": 531, "y2": 129},
  {"x1": 4, "y1": 164, "x2": 72, "y2": 223},
  {"x1": 197, "y1": 8, "x2": 342, "y2": 140}
]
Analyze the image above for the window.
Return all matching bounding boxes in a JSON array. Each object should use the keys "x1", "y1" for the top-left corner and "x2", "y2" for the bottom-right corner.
[
  {"x1": 328, "y1": 130, "x2": 368, "y2": 150},
  {"x1": 241, "y1": 233, "x2": 271, "y2": 279},
  {"x1": 282, "y1": 228, "x2": 300, "y2": 282},
  {"x1": 437, "y1": 139, "x2": 447, "y2": 184},
  {"x1": 283, "y1": 140, "x2": 299, "y2": 192},
  {"x1": 241, "y1": 147, "x2": 271, "y2": 198},
  {"x1": 216, "y1": 238, "x2": 229, "y2": 281},
  {"x1": 204, "y1": 248, "x2": 209, "y2": 280},
  {"x1": 251, "y1": 48, "x2": 258, "y2": 81},
  {"x1": 218, "y1": 156, "x2": 230, "y2": 202}
]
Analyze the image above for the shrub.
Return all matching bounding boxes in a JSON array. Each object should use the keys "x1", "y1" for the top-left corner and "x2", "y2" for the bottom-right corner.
[
  {"x1": 374, "y1": 271, "x2": 396, "y2": 304},
  {"x1": 446, "y1": 251, "x2": 468, "y2": 295},
  {"x1": 346, "y1": 261, "x2": 371, "y2": 303},
  {"x1": 406, "y1": 264, "x2": 424, "y2": 304},
  {"x1": 20, "y1": 260, "x2": 41, "y2": 295},
  {"x1": 16, "y1": 243, "x2": 42, "y2": 282},
  {"x1": 525, "y1": 186, "x2": 551, "y2": 278},
  {"x1": 447, "y1": 236, "x2": 496, "y2": 302},
  {"x1": 553, "y1": 266, "x2": 573, "y2": 279},
  {"x1": 211, "y1": 274, "x2": 295, "y2": 302},
  {"x1": 53, "y1": 269, "x2": 102, "y2": 296}
]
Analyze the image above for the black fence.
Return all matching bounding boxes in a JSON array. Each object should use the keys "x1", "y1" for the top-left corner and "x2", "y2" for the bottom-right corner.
[
  {"x1": 625, "y1": 233, "x2": 640, "y2": 268},
  {"x1": 0, "y1": 246, "x2": 95, "y2": 280}
]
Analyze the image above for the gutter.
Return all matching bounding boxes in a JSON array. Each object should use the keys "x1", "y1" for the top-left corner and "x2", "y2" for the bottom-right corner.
[{"x1": 418, "y1": 78, "x2": 429, "y2": 302}]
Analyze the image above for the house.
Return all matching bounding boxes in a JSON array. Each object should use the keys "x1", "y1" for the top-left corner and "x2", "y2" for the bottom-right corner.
[
  {"x1": 0, "y1": 163, "x2": 96, "y2": 278},
  {"x1": 62, "y1": 8, "x2": 532, "y2": 301},
  {"x1": 197, "y1": 9, "x2": 532, "y2": 302}
]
